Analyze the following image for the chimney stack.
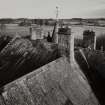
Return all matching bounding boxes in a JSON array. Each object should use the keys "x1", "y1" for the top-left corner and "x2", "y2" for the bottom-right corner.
[
  {"x1": 30, "y1": 27, "x2": 42, "y2": 40},
  {"x1": 57, "y1": 26, "x2": 74, "y2": 63},
  {"x1": 83, "y1": 30, "x2": 96, "y2": 50}
]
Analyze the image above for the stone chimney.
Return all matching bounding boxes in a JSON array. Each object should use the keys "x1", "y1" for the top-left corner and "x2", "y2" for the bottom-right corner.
[
  {"x1": 83, "y1": 30, "x2": 96, "y2": 50},
  {"x1": 57, "y1": 26, "x2": 74, "y2": 63},
  {"x1": 30, "y1": 27, "x2": 42, "y2": 40}
]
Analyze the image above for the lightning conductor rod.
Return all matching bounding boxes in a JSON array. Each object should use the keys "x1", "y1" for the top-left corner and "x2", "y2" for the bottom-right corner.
[{"x1": 56, "y1": 6, "x2": 59, "y2": 22}]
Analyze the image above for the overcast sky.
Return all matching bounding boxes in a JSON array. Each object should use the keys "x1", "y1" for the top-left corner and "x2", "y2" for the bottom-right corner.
[{"x1": 0, "y1": 0, "x2": 105, "y2": 18}]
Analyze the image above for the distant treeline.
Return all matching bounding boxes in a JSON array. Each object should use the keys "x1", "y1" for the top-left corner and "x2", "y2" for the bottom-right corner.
[
  {"x1": 0, "y1": 18, "x2": 56, "y2": 26},
  {"x1": 0, "y1": 18, "x2": 105, "y2": 26},
  {"x1": 0, "y1": 18, "x2": 14, "y2": 24}
]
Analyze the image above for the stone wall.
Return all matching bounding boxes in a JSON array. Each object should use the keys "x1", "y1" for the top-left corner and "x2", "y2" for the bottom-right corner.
[{"x1": 0, "y1": 57, "x2": 99, "y2": 105}]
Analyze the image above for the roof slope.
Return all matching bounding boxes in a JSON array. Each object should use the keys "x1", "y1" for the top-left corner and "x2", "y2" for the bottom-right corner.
[
  {"x1": 0, "y1": 57, "x2": 99, "y2": 105},
  {"x1": 0, "y1": 38, "x2": 61, "y2": 86},
  {"x1": 75, "y1": 48, "x2": 105, "y2": 105}
]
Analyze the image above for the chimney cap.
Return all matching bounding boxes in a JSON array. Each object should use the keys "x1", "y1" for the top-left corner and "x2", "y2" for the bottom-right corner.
[
  {"x1": 83, "y1": 30, "x2": 95, "y2": 36},
  {"x1": 58, "y1": 27, "x2": 71, "y2": 35}
]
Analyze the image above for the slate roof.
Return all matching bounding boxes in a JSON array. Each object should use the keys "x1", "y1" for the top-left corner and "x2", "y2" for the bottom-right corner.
[
  {"x1": 0, "y1": 37, "x2": 61, "y2": 86},
  {"x1": 82, "y1": 49, "x2": 105, "y2": 79},
  {"x1": 75, "y1": 48, "x2": 105, "y2": 105}
]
